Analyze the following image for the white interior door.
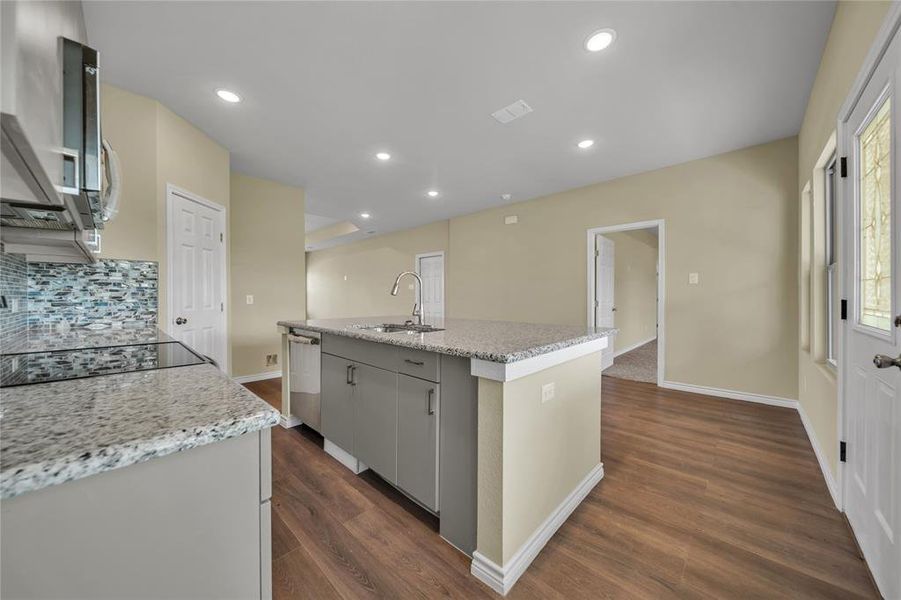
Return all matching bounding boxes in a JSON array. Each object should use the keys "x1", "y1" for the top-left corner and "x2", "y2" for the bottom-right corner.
[
  {"x1": 842, "y1": 25, "x2": 900, "y2": 600},
  {"x1": 595, "y1": 235, "x2": 615, "y2": 370},
  {"x1": 416, "y1": 252, "x2": 445, "y2": 321},
  {"x1": 168, "y1": 187, "x2": 227, "y2": 370}
]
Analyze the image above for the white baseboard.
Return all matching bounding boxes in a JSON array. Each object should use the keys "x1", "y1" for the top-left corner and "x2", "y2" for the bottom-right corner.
[
  {"x1": 231, "y1": 370, "x2": 282, "y2": 384},
  {"x1": 797, "y1": 402, "x2": 840, "y2": 509},
  {"x1": 280, "y1": 414, "x2": 303, "y2": 429},
  {"x1": 323, "y1": 439, "x2": 368, "y2": 475},
  {"x1": 470, "y1": 463, "x2": 604, "y2": 596},
  {"x1": 660, "y1": 380, "x2": 799, "y2": 409},
  {"x1": 613, "y1": 336, "x2": 657, "y2": 358}
]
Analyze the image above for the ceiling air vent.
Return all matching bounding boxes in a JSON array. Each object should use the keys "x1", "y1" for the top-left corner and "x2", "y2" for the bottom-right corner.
[{"x1": 491, "y1": 99, "x2": 533, "y2": 124}]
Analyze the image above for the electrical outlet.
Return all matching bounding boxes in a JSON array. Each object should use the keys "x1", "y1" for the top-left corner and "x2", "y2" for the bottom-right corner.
[
  {"x1": 505, "y1": 215, "x2": 518, "y2": 225},
  {"x1": 541, "y1": 382, "x2": 555, "y2": 404},
  {"x1": 265, "y1": 354, "x2": 278, "y2": 367},
  {"x1": 246, "y1": 295, "x2": 254, "y2": 305},
  {"x1": 688, "y1": 272, "x2": 699, "y2": 285}
]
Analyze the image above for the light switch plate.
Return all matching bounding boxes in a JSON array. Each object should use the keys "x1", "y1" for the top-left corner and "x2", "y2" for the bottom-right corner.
[
  {"x1": 541, "y1": 382, "x2": 555, "y2": 404},
  {"x1": 505, "y1": 215, "x2": 518, "y2": 225},
  {"x1": 689, "y1": 272, "x2": 699, "y2": 285},
  {"x1": 246, "y1": 295, "x2": 254, "y2": 305}
]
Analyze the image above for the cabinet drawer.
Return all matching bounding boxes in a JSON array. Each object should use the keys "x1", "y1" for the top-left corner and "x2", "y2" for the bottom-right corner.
[
  {"x1": 397, "y1": 348, "x2": 440, "y2": 382},
  {"x1": 322, "y1": 334, "x2": 397, "y2": 372}
]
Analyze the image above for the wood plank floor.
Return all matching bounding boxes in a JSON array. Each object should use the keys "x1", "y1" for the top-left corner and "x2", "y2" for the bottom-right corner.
[{"x1": 243, "y1": 376, "x2": 877, "y2": 599}]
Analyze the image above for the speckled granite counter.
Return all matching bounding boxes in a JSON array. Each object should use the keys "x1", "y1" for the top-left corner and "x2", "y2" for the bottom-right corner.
[
  {"x1": 278, "y1": 316, "x2": 614, "y2": 363},
  {"x1": 0, "y1": 363, "x2": 279, "y2": 499},
  {"x1": 1, "y1": 326, "x2": 172, "y2": 355}
]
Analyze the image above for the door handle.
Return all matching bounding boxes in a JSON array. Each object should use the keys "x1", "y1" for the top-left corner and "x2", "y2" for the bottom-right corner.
[
  {"x1": 427, "y1": 388, "x2": 435, "y2": 415},
  {"x1": 873, "y1": 354, "x2": 901, "y2": 370},
  {"x1": 175, "y1": 317, "x2": 187, "y2": 325}
]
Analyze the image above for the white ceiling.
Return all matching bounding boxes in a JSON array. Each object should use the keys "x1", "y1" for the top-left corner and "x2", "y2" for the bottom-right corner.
[{"x1": 84, "y1": 1, "x2": 834, "y2": 248}]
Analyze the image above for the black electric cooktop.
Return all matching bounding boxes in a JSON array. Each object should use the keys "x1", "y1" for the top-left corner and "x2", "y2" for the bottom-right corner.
[{"x1": 0, "y1": 341, "x2": 208, "y2": 388}]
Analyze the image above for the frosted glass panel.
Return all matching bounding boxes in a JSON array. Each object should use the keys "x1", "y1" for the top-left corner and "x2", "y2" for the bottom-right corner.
[{"x1": 859, "y1": 97, "x2": 892, "y2": 331}]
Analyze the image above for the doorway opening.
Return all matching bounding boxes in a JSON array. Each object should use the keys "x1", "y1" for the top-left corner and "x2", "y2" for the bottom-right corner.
[
  {"x1": 415, "y1": 251, "x2": 445, "y2": 321},
  {"x1": 587, "y1": 220, "x2": 664, "y2": 385},
  {"x1": 166, "y1": 184, "x2": 228, "y2": 371}
]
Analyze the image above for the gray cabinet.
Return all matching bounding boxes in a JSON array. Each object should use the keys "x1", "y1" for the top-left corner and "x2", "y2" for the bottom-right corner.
[
  {"x1": 397, "y1": 375, "x2": 439, "y2": 511},
  {"x1": 321, "y1": 353, "x2": 355, "y2": 455},
  {"x1": 352, "y1": 363, "x2": 398, "y2": 483}
]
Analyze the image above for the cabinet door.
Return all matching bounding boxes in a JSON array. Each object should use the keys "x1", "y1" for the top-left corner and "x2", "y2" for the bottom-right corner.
[
  {"x1": 321, "y1": 353, "x2": 355, "y2": 455},
  {"x1": 353, "y1": 363, "x2": 398, "y2": 483},
  {"x1": 397, "y1": 375, "x2": 439, "y2": 511}
]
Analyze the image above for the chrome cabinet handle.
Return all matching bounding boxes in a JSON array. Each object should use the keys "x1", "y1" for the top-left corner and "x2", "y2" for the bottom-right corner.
[
  {"x1": 427, "y1": 388, "x2": 435, "y2": 415},
  {"x1": 350, "y1": 365, "x2": 357, "y2": 386},
  {"x1": 405, "y1": 359, "x2": 425, "y2": 366},
  {"x1": 873, "y1": 354, "x2": 901, "y2": 370},
  {"x1": 346, "y1": 364, "x2": 353, "y2": 385},
  {"x1": 175, "y1": 317, "x2": 187, "y2": 325}
]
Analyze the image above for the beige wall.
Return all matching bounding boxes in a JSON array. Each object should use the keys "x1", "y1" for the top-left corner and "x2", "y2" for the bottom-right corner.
[
  {"x1": 605, "y1": 230, "x2": 658, "y2": 354},
  {"x1": 477, "y1": 351, "x2": 602, "y2": 565},
  {"x1": 230, "y1": 173, "x2": 305, "y2": 377},
  {"x1": 450, "y1": 137, "x2": 799, "y2": 400},
  {"x1": 306, "y1": 220, "x2": 449, "y2": 319},
  {"x1": 100, "y1": 83, "x2": 302, "y2": 377},
  {"x1": 797, "y1": 1, "x2": 891, "y2": 478},
  {"x1": 306, "y1": 138, "x2": 798, "y2": 399}
]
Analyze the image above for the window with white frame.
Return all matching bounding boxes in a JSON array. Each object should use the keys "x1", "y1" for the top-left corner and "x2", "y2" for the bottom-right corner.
[{"x1": 825, "y1": 156, "x2": 838, "y2": 366}]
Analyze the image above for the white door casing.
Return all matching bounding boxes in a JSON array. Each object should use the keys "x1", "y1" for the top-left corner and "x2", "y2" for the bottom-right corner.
[
  {"x1": 840, "y1": 18, "x2": 900, "y2": 600},
  {"x1": 595, "y1": 235, "x2": 615, "y2": 370},
  {"x1": 415, "y1": 251, "x2": 445, "y2": 321},
  {"x1": 166, "y1": 185, "x2": 227, "y2": 371}
]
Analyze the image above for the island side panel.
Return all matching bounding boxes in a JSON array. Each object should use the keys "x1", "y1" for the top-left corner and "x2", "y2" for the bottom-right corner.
[
  {"x1": 474, "y1": 350, "x2": 603, "y2": 571},
  {"x1": 500, "y1": 350, "x2": 603, "y2": 564}
]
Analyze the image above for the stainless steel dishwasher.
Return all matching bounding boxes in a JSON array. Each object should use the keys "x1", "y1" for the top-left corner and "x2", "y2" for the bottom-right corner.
[{"x1": 288, "y1": 329, "x2": 321, "y2": 433}]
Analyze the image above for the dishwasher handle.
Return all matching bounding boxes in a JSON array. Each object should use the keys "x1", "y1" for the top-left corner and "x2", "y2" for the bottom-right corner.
[{"x1": 288, "y1": 334, "x2": 319, "y2": 345}]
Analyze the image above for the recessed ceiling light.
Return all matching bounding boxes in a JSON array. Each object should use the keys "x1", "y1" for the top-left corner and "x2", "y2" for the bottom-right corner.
[
  {"x1": 577, "y1": 139, "x2": 595, "y2": 149},
  {"x1": 585, "y1": 29, "x2": 616, "y2": 52},
  {"x1": 360, "y1": 212, "x2": 371, "y2": 219},
  {"x1": 216, "y1": 89, "x2": 242, "y2": 103},
  {"x1": 427, "y1": 190, "x2": 439, "y2": 198},
  {"x1": 375, "y1": 152, "x2": 391, "y2": 161},
  {"x1": 501, "y1": 193, "x2": 512, "y2": 201}
]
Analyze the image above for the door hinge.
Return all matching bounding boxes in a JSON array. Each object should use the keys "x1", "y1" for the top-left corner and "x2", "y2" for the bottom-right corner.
[
  {"x1": 840, "y1": 299, "x2": 848, "y2": 320},
  {"x1": 220, "y1": 302, "x2": 224, "y2": 312},
  {"x1": 839, "y1": 157, "x2": 847, "y2": 178},
  {"x1": 840, "y1": 441, "x2": 847, "y2": 462},
  {"x1": 220, "y1": 233, "x2": 223, "y2": 242}
]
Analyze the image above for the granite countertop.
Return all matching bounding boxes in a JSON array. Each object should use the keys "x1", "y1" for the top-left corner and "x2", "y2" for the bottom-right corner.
[
  {"x1": 0, "y1": 363, "x2": 279, "y2": 499},
  {"x1": 278, "y1": 316, "x2": 615, "y2": 363},
  {"x1": 1, "y1": 326, "x2": 173, "y2": 355}
]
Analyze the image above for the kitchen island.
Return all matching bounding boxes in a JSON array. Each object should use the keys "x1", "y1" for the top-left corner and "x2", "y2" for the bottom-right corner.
[
  {"x1": 278, "y1": 316, "x2": 614, "y2": 595},
  {"x1": 0, "y1": 328, "x2": 280, "y2": 599}
]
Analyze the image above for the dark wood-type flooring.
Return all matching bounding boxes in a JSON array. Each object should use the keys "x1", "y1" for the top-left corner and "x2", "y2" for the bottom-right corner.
[{"x1": 242, "y1": 376, "x2": 877, "y2": 599}]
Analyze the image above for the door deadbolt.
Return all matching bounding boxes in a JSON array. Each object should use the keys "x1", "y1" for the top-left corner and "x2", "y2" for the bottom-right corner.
[{"x1": 175, "y1": 317, "x2": 187, "y2": 325}]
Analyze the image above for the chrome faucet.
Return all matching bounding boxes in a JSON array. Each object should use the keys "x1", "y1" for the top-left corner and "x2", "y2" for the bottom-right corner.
[{"x1": 390, "y1": 271, "x2": 424, "y2": 326}]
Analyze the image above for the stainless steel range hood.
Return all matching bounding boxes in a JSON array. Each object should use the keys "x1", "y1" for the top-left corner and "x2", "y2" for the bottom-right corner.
[{"x1": 0, "y1": 14, "x2": 104, "y2": 263}]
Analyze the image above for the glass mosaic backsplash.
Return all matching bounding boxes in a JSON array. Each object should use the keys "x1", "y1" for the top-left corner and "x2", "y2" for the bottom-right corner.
[
  {"x1": 26, "y1": 259, "x2": 159, "y2": 330},
  {"x1": 0, "y1": 252, "x2": 28, "y2": 339}
]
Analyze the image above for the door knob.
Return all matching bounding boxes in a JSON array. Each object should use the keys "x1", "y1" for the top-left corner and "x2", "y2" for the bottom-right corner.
[
  {"x1": 873, "y1": 354, "x2": 901, "y2": 370},
  {"x1": 175, "y1": 317, "x2": 187, "y2": 325}
]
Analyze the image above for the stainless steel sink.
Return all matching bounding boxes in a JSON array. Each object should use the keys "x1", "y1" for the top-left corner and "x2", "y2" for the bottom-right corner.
[{"x1": 355, "y1": 323, "x2": 445, "y2": 334}]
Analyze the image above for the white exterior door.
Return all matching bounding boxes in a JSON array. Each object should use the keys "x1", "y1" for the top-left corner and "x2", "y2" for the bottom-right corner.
[
  {"x1": 416, "y1": 252, "x2": 445, "y2": 321},
  {"x1": 841, "y1": 25, "x2": 900, "y2": 600},
  {"x1": 595, "y1": 235, "x2": 615, "y2": 370},
  {"x1": 168, "y1": 187, "x2": 227, "y2": 370}
]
